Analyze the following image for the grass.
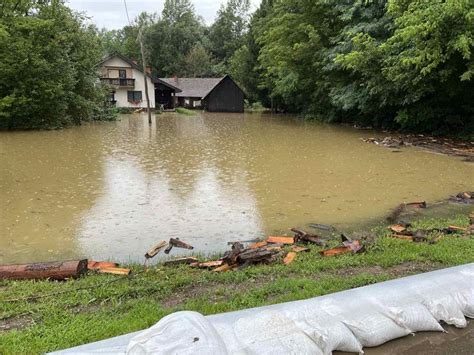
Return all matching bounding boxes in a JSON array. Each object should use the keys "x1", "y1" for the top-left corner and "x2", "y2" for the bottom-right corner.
[
  {"x1": 1, "y1": 214, "x2": 473, "y2": 354},
  {"x1": 175, "y1": 107, "x2": 197, "y2": 116}
]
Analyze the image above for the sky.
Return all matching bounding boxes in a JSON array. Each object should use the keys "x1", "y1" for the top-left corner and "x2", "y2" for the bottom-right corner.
[{"x1": 67, "y1": 0, "x2": 261, "y2": 29}]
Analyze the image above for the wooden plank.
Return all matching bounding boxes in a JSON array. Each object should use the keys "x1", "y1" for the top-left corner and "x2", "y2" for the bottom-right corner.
[
  {"x1": 88, "y1": 261, "x2": 118, "y2": 270},
  {"x1": 283, "y1": 252, "x2": 297, "y2": 265},
  {"x1": 291, "y1": 246, "x2": 310, "y2": 253},
  {"x1": 190, "y1": 260, "x2": 224, "y2": 269},
  {"x1": 248, "y1": 241, "x2": 268, "y2": 249},
  {"x1": 163, "y1": 257, "x2": 198, "y2": 266},
  {"x1": 0, "y1": 260, "x2": 88, "y2": 280},
  {"x1": 98, "y1": 267, "x2": 131, "y2": 276},
  {"x1": 213, "y1": 263, "x2": 237, "y2": 272},
  {"x1": 319, "y1": 247, "x2": 351, "y2": 257},
  {"x1": 266, "y1": 236, "x2": 295, "y2": 244}
]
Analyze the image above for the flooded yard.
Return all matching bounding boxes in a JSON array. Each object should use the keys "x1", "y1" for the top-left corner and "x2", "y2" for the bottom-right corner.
[{"x1": 1, "y1": 112, "x2": 473, "y2": 263}]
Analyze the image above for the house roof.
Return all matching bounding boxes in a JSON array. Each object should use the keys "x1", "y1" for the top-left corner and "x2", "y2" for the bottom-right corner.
[
  {"x1": 99, "y1": 53, "x2": 182, "y2": 93},
  {"x1": 159, "y1": 77, "x2": 226, "y2": 99}
]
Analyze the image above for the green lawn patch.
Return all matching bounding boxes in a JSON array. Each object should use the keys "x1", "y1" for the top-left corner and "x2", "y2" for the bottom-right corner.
[{"x1": 175, "y1": 107, "x2": 197, "y2": 116}]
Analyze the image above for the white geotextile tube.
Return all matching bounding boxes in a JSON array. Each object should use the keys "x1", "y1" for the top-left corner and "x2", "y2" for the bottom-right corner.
[{"x1": 126, "y1": 263, "x2": 474, "y2": 355}]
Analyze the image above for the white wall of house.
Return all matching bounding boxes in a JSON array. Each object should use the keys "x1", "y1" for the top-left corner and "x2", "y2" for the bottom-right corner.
[{"x1": 101, "y1": 57, "x2": 155, "y2": 109}]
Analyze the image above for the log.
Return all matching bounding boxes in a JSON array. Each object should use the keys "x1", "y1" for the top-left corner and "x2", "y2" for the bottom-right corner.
[
  {"x1": 0, "y1": 260, "x2": 88, "y2": 280},
  {"x1": 237, "y1": 248, "x2": 276, "y2": 263},
  {"x1": 223, "y1": 242, "x2": 244, "y2": 265},
  {"x1": 98, "y1": 267, "x2": 131, "y2": 276},
  {"x1": 145, "y1": 241, "x2": 168, "y2": 259}
]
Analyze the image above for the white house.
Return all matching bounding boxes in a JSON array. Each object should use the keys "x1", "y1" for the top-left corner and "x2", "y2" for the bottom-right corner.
[{"x1": 99, "y1": 53, "x2": 180, "y2": 109}]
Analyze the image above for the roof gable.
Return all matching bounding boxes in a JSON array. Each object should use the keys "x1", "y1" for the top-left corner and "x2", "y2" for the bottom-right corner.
[{"x1": 159, "y1": 77, "x2": 225, "y2": 98}]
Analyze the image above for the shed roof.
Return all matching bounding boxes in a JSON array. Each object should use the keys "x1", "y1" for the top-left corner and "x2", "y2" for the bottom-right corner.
[{"x1": 159, "y1": 77, "x2": 225, "y2": 99}]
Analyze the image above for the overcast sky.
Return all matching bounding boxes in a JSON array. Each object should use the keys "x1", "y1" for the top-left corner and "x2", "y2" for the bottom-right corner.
[{"x1": 67, "y1": 0, "x2": 261, "y2": 29}]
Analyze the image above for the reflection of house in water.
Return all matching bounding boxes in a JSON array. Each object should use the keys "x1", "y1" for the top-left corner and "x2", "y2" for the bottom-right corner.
[
  {"x1": 99, "y1": 53, "x2": 181, "y2": 109},
  {"x1": 160, "y1": 76, "x2": 245, "y2": 113}
]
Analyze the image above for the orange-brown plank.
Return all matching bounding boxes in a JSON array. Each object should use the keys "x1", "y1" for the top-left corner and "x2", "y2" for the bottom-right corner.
[
  {"x1": 283, "y1": 252, "x2": 297, "y2": 265},
  {"x1": 266, "y1": 236, "x2": 295, "y2": 244}
]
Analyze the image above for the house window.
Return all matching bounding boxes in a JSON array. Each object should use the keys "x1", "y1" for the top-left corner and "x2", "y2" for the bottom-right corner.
[
  {"x1": 127, "y1": 91, "x2": 142, "y2": 102},
  {"x1": 119, "y1": 69, "x2": 126, "y2": 78}
]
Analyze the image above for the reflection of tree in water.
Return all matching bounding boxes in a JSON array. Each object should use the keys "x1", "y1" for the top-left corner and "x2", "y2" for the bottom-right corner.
[{"x1": 0, "y1": 127, "x2": 106, "y2": 263}]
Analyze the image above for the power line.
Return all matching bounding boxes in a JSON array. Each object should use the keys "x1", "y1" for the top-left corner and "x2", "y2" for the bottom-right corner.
[{"x1": 123, "y1": 0, "x2": 131, "y2": 26}]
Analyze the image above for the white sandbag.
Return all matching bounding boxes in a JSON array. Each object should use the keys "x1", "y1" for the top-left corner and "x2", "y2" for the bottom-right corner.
[
  {"x1": 342, "y1": 311, "x2": 411, "y2": 347},
  {"x1": 233, "y1": 310, "x2": 325, "y2": 355},
  {"x1": 453, "y1": 290, "x2": 474, "y2": 318},
  {"x1": 294, "y1": 311, "x2": 363, "y2": 354},
  {"x1": 424, "y1": 295, "x2": 467, "y2": 328},
  {"x1": 387, "y1": 303, "x2": 444, "y2": 332},
  {"x1": 126, "y1": 311, "x2": 228, "y2": 355}
]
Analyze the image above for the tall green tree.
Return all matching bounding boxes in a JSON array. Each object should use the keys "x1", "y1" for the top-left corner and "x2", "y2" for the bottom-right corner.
[
  {"x1": 0, "y1": 0, "x2": 113, "y2": 130},
  {"x1": 183, "y1": 44, "x2": 213, "y2": 77},
  {"x1": 209, "y1": 0, "x2": 250, "y2": 71},
  {"x1": 147, "y1": 0, "x2": 206, "y2": 76}
]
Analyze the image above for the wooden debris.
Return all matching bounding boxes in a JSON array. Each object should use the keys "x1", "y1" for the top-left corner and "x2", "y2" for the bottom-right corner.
[
  {"x1": 389, "y1": 224, "x2": 408, "y2": 234},
  {"x1": 309, "y1": 223, "x2": 335, "y2": 232},
  {"x1": 164, "y1": 257, "x2": 198, "y2": 266},
  {"x1": 190, "y1": 260, "x2": 224, "y2": 269},
  {"x1": 451, "y1": 192, "x2": 474, "y2": 204},
  {"x1": 88, "y1": 261, "x2": 118, "y2": 270},
  {"x1": 447, "y1": 225, "x2": 467, "y2": 232},
  {"x1": 223, "y1": 242, "x2": 245, "y2": 265},
  {"x1": 98, "y1": 267, "x2": 131, "y2": 276},
  {"x1": 291, "y1": 246, "x2": 310, "y2": 253},
  {"x1": 164, "y1": 238, "x2": 194, "y2": 254},
  {"x1": 406, "y1": 201, "x2": 427, "y2": 208},
  {"x1": 237, "y1": 248, "x2": 277, "y2": 263},
  {"x1": 145, "y1": 241, "x2": 168, "y2": 259},
  {"x1": 0, "y1": 260, "x2": 88, "y2": 280},
  {"x1": 266, "y1": 236, "x2": 295, "y2": 244},
  {"x1": 390, "y1": 234, "x2": 414, "y2": 241},
  {"x1": 319, "y1": 247, "x2": 352, "y2": 257},
  {"x1": 248, "y1": 241, "x2": 268, "y2": 249},
  {"x1": 283, "y1": 252, "x2": 297, "y2": 265},
  {"x1": 341, "y1": 234, "x2": 363, "y2": 253},
  {"x1": 291, "y1": 228, "x2": 325, "y2": 246},
  {"x1": 213, "y1": 263, "x2": 236, "y2": 272}
]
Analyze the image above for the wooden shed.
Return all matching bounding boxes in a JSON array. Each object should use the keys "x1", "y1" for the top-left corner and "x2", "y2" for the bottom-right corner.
[{"x1": 159, "y1": 75, "x2": 244, "y2": 113}]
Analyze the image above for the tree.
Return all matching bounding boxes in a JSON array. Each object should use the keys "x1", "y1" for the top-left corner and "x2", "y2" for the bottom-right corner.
[
  {"x1": 209, "y1": 0, "x2": 250, "y2": 70},
  {"x1": 0, "y1": 0, "x2": 114, "y2": 130},
  {"x1": 147, "y1": 0, "x2": 206, "y2": 76},
  {"x1": 183, "y1": 44, "x2": 213, "y2": 77}
]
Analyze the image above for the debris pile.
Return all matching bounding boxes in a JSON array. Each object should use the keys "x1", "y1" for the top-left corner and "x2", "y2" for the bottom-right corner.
[
  {"x1": 362, "y1": 135, "x2": 474, "y2": 158},
  {"x1": 388, "y1": 221, "x2": 470, "y2": 243},
  {"x1": 450, "y1": 191, "x2": 474, "y2": 204}
]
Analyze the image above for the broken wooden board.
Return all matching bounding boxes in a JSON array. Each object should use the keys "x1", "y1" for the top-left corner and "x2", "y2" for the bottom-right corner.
[
  {"x1": 248, "y1": 241, "x2": 268, "y2": 249},
  {"x1": 98, "y1": 267, "x2": 131, "y2": 276},
  {"x1": 169, "y1": 238, "x2": 194, "y2": 250},
  {"x1": 291, "y1": 228, "x2": 325, "y2": 246},
  {"x1": 283, "y1": 252, "x2": 297, "y2": 265},
  {"x1": 389, "y1": 224, "x2": 408, "y2": 234},
  {"x1": 190, "y1": 260, "x2": 224, "y2": 269},
  {"x1": 145, "y1": 241, "x2": 168, "y2": 259},
  {"x1": 164, "y1": 257, "x2": 199, "y2": 266},
  {"x1": 237, "y1": 248, "x2": 276, "y2": 263},
  {"x1": 266, "y1": 236, "x2": 295, "y2": 244},
  {"x1": 88, "y1": 261, "x2": 119, "y2": 270},
  {"x1": 291, "y1": 246, "x2": 310, "y2": 253},
  {"x1": 213, "y1": 263, "x2": 237, "y2": 272},
  {"x1": 319, "y1": 247, "x2": 351, "y2": 257},
  {"x1": 447, "y1": 225, "x2": 467, "y2": 232}
]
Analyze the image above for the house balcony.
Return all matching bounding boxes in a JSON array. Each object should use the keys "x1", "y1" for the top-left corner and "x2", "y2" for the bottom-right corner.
[{"x1": 100, "y1": 78, "x2": 135, "y2": 87}]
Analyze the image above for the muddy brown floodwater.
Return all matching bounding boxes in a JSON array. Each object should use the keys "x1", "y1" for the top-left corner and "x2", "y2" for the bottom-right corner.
[{"x1": 1, "y1": 112, "x2": 473, "y2": 263}]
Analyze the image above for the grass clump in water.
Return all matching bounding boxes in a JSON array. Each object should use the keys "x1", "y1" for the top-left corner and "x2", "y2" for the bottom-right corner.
[{"x1": 175, "y1": 107, "x2": 197, "y2": 116}]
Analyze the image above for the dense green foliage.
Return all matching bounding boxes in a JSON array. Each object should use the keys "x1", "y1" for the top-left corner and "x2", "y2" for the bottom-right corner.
[
  {"x1": 0, "y1": 0, "x2": 114, "y2": 130},
  {"x1": 236, "y1": 0, "x2": 473, "y2": 133}
]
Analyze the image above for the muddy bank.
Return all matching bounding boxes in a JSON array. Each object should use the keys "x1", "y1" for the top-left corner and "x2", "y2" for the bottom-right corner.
[{"x1": 362, "y1": 134, "x2": 474, "y2": 160}]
